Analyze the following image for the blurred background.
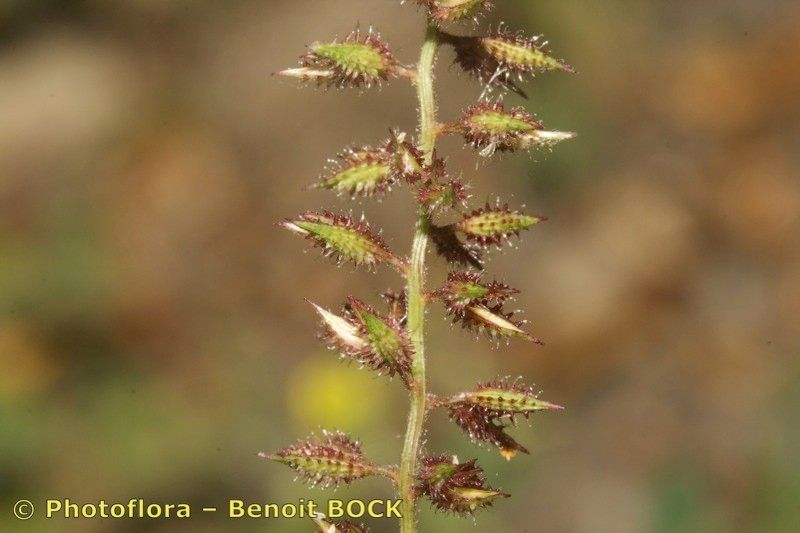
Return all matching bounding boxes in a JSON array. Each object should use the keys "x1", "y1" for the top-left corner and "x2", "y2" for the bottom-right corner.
[{"x1": 1, "y1": 1, "x2": 799, "y2": 531}]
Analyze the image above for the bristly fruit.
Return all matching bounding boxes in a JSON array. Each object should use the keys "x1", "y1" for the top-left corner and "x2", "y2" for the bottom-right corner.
[
  {"x1": 277, "y1": 27, "x2": 401, "y2": 89},
  {"x1": 280, "y1": 211, "x2": 405, "y2": 270},
  {"x1": 456, "y1": 202, "x2": 545, "y2": 248},
  {"x1": 416, "y1": 0, "x2": 493, "y2": 24},
  {"x1": 309, "y1": 297, "x2": 414, "y2": 385},
  {"x1": 434, "y1": 271, "x2": 517, "y2": 311},
  {"x1": 315, "y1": 145, "x2": 394, "y2": 197},
  {"x1": 416, "y1": 455, "x2": 508, "y2": 514},
  {"x1": 456, "y1": 100, "x2": 576, "y2": 156},
  {"x1": 441, "y1": 26, "x2": 574, "y2": 95},
  {"x1": 443, "y1": 378, "x2": 562, "y2": 459},
  {"x1": 260, "y1": 430, "x2": 392, "y2": 487}
]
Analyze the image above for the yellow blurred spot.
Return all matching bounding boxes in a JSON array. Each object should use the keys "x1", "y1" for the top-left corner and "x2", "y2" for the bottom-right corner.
[{"x1": 287, "y1": 356, "x2": 389, "y2": 432}]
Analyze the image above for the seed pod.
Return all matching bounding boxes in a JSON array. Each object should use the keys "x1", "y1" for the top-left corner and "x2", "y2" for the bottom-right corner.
[
  {"x1": 315, "y1": 146, "x2": 394, "y2": 197},
  {"x1": 417, "y1": 179, "x2": 470, "y2": 214},
  {"x1": 280, "y1": 211, "x2": 404, "y2": 270},
  {"x1": 442, "y1": 26, "x2": 574, "y2": 94},
  {"x1": 277, "y1": 27, "x2": 400, "y2": 89},
  {"x1": 457, "y1": 101, "x2": 576, "y2": 156},
  {"x1": 429, "y1": 223, "x2": 484, "y2": 270},
  {"x1": 416, "y1": 455, "x2": 508, "y2": 514},
  {"x1": 417, "y1": 0, "x2": 493, "y2": 24},
  {"x1": 312, "y1": 515, "x2": 369, "y2": 533},
  {"x1": 260, "y1": 431, "x2": 385, "y2": 488},
  {"x1": 456, "y1": 202, "x2": 545, "y2": 248},
  {"x1": 387, "y1": 130, "x2": 426, "y2": 184},
  {"x1": 444, "y1": 378, "x2": 562, "y2": 460},
  {"x1": 455, "y1": 303, "x2": 541, "y2": 343}
]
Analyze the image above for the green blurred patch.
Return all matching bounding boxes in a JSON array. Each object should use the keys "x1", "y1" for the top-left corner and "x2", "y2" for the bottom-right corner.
[{"x1": 653, "y1": 470, "x2": 706, "y2": 533}]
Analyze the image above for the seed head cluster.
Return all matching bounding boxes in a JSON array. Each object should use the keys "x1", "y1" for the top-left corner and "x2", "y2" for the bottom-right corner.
[{"x1": 268, "y1": 3, "x2": 576, "y2": 530}]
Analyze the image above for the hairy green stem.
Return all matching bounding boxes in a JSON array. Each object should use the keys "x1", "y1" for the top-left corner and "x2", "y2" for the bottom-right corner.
[{"x1": 398, "y1": 21, "x2": 439, "y2": 533}]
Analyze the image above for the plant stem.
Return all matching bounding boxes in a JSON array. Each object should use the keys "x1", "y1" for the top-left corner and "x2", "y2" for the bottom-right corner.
[{"x1": 398, "y1": 21, "x2": 439, "y2": 533}]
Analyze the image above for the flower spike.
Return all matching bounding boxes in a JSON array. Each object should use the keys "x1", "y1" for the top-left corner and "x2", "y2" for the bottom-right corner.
[
  {"x1": 260, "y1": 430, "x2": 391, "y2": 488},
  {"x1": 416, "y1": 455, "x2": 508, "y2": 514},
  {"x1": 277, "y1": 27, "x2": 402, "y2": 89},
  {"x1": 270, "y1": 1, "x2": 578, "y2": 528},
  {"x1": 456, "y1": 101, "x2": 576, "y2": 156},
  {"x1": 280, "y1": 211, "x2": 405, "y2": 271}
]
